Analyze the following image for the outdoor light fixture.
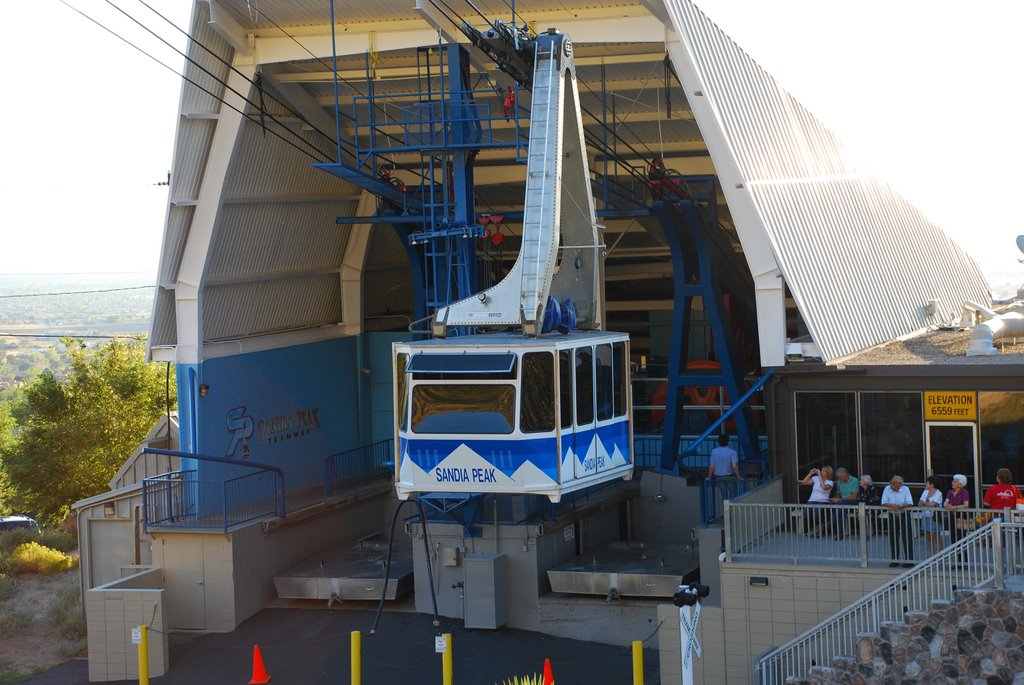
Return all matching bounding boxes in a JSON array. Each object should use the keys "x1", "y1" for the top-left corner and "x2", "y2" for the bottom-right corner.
[
  {"x1": 749, "y1": 576, "x2": 769, "y2": 587},
  {"x1": 103, "y1": 503, "x2": 116, "y2": 517},
  {"x1": 199, "y1": 384, "x2": 209, "y2": 397}
]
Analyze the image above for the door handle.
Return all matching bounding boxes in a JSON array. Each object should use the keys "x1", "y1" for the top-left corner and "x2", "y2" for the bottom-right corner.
[{"x1": 197, "y1": 581, "x2": 204, "y2": 585}]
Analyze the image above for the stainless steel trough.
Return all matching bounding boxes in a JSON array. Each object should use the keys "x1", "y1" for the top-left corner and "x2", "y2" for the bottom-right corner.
[
  {"x1": 274, "y1": 540, "x2": 413, "y2": 601},
  {"x1": 546, "y1": 541, "x2": 697, "y2": 598}
]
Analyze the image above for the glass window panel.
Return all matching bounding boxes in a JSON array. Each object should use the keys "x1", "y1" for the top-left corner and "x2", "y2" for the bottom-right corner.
[
  {"x1": 860, "y1": 392, "x2": 924, "y2": 483},
  {"x1": 521, "y1": 352, "x2": 555, "y2": 433},
  {"x1": 979, "y1": 391, "x2": 1024, "y2": 486},
  {"x1": 613, "y1": 342, "x2": 627, "y2": 417},
  {"x1": 558, "y1": 350, "x2": 573, "y2": 429},
  {"x1": 795, "y1": 392, "x2": 856, "y2": 476},
  {"x1": 596, "y1": 344, "x2": 613, "y2": 421},
  {"x1": 396, "y1": 353, "x2": 409, "y2": 431},
  {"x1": 575, "y1": 347, "x2": 594, "y2": 425},
  {"x1": 411, "y1": 384, "x2": 516, "y2": 434}
]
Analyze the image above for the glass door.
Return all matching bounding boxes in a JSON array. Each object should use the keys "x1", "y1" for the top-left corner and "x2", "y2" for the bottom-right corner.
[{"x1": 926, "y1": 422, "x2": 980, "y2": 506}]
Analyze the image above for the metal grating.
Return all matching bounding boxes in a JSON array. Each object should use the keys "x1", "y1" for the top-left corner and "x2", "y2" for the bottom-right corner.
[{"x1": 664, "y1": 0, "x2": 990, "y2": 362}]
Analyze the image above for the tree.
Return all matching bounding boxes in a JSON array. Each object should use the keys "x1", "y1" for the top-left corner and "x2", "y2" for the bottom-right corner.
[
  {"x1": 0, "y1": 401, "x2": 17, "y2": 514},
  {"x1": 2, "y1": 337, "x2": 175, "y2": 525}
]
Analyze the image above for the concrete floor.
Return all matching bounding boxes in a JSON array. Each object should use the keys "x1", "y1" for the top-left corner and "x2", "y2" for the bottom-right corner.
[{"x1": 26, "y1": 606, "x2": 660, "y2": 684}]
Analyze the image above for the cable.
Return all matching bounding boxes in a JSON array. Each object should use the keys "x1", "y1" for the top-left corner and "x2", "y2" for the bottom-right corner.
[
  {"x1": 0, "y1": 333, "x2": 147, "y2": 340},
  {"x1": 101, "y1": 0, "x2": 335, "y2": 163},
  {"x1": 59, "y1": 0, "x2": 333, "y2": 164},
  {"x1": 369, "y1": 498, "x2": 440, "y2": 635},
  {"x1": 0, "y1": 285, "x2": 154, "y2": 299}
]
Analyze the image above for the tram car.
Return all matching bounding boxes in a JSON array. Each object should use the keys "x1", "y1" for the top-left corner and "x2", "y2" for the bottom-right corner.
[{"x1": 394, "y1": 331, "x2": 632, "y2": 502}]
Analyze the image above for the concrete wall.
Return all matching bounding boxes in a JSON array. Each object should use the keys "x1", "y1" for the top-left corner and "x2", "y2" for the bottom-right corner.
[
  {"x1": 190, "y1": 336, "x2": 360, "y2": 489},
  {"x1": 409, "y1": 521, "x2": 546, "y2": 630},
  {"x1": 86, "y1": 569, "x2": 167, "y2": 682},
  {"x1": 634, "y1": 469, "x2": 701, "y2": 545},
  {"x1": 231, "y1": 493, "x2": 389, "y2": 625},
  {"x1": 658, "y1": 562, "x2": 893, "y2": 684}
]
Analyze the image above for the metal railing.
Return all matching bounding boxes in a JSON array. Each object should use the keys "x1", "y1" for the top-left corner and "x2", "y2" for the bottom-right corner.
[
  {"x1": 140, "y1": 448, "x2": 285, "y2": 532},
  {"x1": 724, "y1": 501, "x2": 1016, "y2": 567},
  {"x1": 700, "y1": 477, "x2": 768, "y2": 524},
  {"x1": 756, "y1": 518, "x2": 1024, "y2": 683},
  {"x1": 323, "y1": 439, "x2": 394, "y2": 498},
  {"x1": 143, "y1": 467, "x2": 283, "y2": 532}
]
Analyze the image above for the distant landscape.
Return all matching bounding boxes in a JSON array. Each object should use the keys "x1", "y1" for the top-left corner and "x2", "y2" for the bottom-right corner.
[{"x1": 0, "y1": 273, "x2": 155, "y2": 393}]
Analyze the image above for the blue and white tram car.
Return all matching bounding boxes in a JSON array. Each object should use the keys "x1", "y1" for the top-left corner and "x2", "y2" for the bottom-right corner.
[{"x1": 394, "y1": 331, "x2": 632, "y2": 502}]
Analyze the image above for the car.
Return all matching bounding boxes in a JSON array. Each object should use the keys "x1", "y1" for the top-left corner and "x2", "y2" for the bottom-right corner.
[{"x1": 0, "y1": 515, "x2": 40, "y2": 533}]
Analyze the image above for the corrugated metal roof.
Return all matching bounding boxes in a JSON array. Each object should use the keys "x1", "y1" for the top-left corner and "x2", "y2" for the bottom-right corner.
[
  {"x1": 664, "y1": 0, "x2": 990, "y2": 362},
  {"x1": 203, "y1": 275, "x2": 342, "y2": 341}
]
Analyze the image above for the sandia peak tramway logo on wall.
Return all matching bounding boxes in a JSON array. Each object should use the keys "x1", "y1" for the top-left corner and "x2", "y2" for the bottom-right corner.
[{"x1": 225, "y1": 405, "x2": 321, "y2": 458}]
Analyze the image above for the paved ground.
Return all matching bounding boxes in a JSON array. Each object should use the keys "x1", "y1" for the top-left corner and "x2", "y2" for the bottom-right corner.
[{"x1": 26, "y1": 607, "x2": 661, "y2": 684}]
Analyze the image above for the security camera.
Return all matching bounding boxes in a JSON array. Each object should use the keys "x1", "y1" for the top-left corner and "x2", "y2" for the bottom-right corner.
[{"x1": 672, "y1": 583, "x2": 710, "y2": 607}]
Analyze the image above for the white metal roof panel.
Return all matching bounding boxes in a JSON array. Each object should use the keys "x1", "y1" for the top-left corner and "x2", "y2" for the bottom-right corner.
[{"x1": 662, "y1": 0, "x2": 990, "y2": 363}]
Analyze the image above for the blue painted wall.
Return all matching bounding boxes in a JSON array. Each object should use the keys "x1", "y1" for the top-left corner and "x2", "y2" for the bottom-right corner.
[{"x1": 186, "y1": 337, "x2": 360, "y2": 489}]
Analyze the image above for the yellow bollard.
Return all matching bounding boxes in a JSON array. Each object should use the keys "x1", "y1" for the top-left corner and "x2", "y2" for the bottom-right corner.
[
  {"x1": 632, "y1": 640, "x2": 643, "y2": 685},
  {"x1": 351, "y1": 630, "x2": 361, "y2": 685},
  {"x1": 137, "y1": 624, "x2": 149, "y2": 685},
  {"x1": 442, "y1": 632, "x2": 453, "y2": 685}
]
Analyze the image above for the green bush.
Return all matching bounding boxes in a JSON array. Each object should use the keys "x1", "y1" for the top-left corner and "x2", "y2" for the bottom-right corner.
[
  {"x1": 36, "y1": 529, "x2": 76, "y2": 553},
  {"x1": 0, "y1": 529, "x2": 37, "y2": 558},
  {"x1": 48, "y1": 584, "x2": 84, "y2": 640},
  {"x1": 7, "y1": 542, "x2": 77, "y2": 575},
  {"x1": 0, "y1": 607, "x2": 32, "y2": 638},
  {"x1": 0, "y1": 575, "x2": 14, "y2": 602}
]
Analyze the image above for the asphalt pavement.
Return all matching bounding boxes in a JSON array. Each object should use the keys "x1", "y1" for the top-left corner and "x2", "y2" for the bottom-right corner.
[{"x1": 26, "y1": 607, "x2": 660, "y2": 684}]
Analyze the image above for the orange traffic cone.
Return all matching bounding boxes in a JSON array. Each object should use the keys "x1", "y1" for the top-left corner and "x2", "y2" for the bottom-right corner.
[
  {"x1": 542, "y1": 657, "x2": 554, "y2": 685},
  {"x1": 249, "y1": 644, "x2": 271, "y2": 684}
]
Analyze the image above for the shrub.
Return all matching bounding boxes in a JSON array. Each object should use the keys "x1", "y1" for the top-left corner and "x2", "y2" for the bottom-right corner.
[
  {"x1": 0, "y1": 575, "x2": 14, "y2": 602},
  {"x1": 48, "y1": 584, "x2": 85, "y2": 640},
  {"x1": 0, "y1": 529, "x2": 37, "y2": 558},
  {"x1": 7, "y1": 542, "x2": 77, "y2": 575},
  {"x1": 36, "y1": 529, "x2": 76, "y2": 554},
  {"x1": 0, "y1": 607, "x2": 32, "y2": 638}
]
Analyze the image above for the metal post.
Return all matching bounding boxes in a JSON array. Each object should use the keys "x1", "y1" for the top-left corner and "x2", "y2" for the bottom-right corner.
[
  {"x1": 137, "y1": 625, "x2": 149, "y2": 685},
  {"x1": 442, "y1": 632, "x2": 453, "y2": 685},
  {"x1": 723, "y1": 500, "x2": 732, "y2": 562},
  {"x1": 994, "y1": 520, "x2": 1004, "y2": 589},
  {"x1": 631, "y1": 640, "x2": 643, "y2": 685},
  {"x1": 351, "y1": 630, "x2": 361, "y2": 685},
  {"x1": 858, "y1": 503, "x2": 868, "y2": 568}
]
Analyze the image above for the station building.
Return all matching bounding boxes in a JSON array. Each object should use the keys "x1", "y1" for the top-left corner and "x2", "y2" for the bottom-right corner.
[{"x1": 73, "y1": 0, "x2": 1020, "y2": 682}]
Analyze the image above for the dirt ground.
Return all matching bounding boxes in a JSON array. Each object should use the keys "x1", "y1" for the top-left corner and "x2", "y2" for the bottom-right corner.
[{"x1": 0, "y1": 568, "x2": 84, "y2": 681}]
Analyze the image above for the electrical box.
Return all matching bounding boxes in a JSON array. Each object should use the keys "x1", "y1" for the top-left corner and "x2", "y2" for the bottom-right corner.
[
  {"x1": 464, "y1": 553, "x2": 507, "y2": 629},
  {"x1": 441, "y1": 546, "x2": 460, "y2": 567}
]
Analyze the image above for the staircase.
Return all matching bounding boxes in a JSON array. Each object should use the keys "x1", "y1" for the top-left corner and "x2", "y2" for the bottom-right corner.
[
  {"x1": 792, "y1": 589, "x2": 1024, "y2": 683},
  {"x1": 756, "y1": 519, "x2": 1024, "y2": 683}
]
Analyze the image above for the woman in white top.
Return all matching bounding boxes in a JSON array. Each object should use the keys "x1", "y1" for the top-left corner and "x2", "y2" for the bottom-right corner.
[
  {"x1": 918, "y1": 476, "x2": 944, "y2": 556},
  {"x1": 801, "y1": 466, "x2": 834, "y2": 536}
]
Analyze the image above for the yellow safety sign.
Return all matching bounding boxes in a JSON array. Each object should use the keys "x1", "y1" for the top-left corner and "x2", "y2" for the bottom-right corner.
[{"x1": 923, "y1": 392, "x2": 977, "y2": 421}]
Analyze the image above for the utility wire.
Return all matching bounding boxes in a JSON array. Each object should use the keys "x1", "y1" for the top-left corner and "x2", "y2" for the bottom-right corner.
[
  {"x1": 59, "y1": 0, "x2": 333, "y2": 164},
  {"x1": 0, "y1": 333, "x2": 147, "y2": 340},
  {"x1": 101, "y1": 0, "x2": 335, "y2": 163},
  {"x1": 0, "y1": 285, "x2": 155, "y2": 299}
]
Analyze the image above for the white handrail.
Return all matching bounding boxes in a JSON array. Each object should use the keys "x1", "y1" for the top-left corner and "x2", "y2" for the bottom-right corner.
[{"x1": 756, "y1": 519, "x2": 1024, "y2": 683}]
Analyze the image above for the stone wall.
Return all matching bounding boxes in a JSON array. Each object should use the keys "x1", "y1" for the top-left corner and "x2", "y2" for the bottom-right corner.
[{"x1": 796, "y1": 589, "x2": 1024, "y2": 685}]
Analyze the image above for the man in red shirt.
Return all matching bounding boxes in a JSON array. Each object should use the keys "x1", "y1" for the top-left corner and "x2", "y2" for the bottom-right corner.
[{"x1": 983, "y1": 468, "x2": 1022, "y2": 511}]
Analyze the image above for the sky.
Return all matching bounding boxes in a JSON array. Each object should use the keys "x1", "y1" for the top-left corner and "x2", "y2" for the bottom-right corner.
[{"x1": 1, "y1": 1, "x2": 1021, "y2": 297}]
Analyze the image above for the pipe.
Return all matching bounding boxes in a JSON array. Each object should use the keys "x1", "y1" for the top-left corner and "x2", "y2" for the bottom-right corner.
[
  {"x1": 959, "y1": 300, "x2": 998, "y2": 328},
  {"x1": 966, "y1": 312, "x2": 1024, "y2": 356}
]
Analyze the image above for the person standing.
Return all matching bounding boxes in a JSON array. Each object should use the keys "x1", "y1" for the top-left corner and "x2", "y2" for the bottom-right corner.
[
  {"x1": 983, "y1": 468, "x2": 1022, "y2": 515},
  {"x1": 881, "y1": 475, "x2": 914, "y2": 567},
  {"x1": 707, "y1": 434, "x2": 740, "y2": 480},
  {"x1": 944, "y1": 474, "x2": 970, "y2": 547},
  {"x1": 829, "y1": 467, "x2": 860, "y2": 539},
  {"x1": 918, "y1": 476, "x2": 943, "y2": 556},
  {"x1": 801, "y1": 466, "x2": 834, "y2": 536}
]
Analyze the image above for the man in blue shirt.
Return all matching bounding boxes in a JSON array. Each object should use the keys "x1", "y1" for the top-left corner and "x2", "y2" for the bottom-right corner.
[{"x1": 707, "y1": 434, "x2": 740, "y2": 480}]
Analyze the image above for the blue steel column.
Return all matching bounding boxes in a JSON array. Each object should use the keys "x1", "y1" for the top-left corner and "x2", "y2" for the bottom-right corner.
[
  {"x1": 654, "y1": 200, "x2": 759, "y2": 470},
  {"x1": 446, "y1": 43, "x2": 479, "y2": 299}
]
